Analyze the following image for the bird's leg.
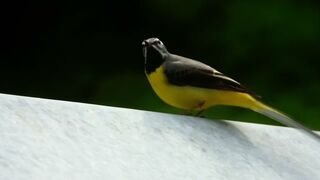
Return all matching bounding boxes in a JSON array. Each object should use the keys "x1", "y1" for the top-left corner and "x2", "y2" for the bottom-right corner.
[
  {"x1": 181, "y1": 101, "x2": 206, "y2": 117},
  {"x1": 195, "y1": 110, "x2": 205, "y2": 117},
  {"x1": 194, "y1": 100, "x2": 206, "y2": 117}
]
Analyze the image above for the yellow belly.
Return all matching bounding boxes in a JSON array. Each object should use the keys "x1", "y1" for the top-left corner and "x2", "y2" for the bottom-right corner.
[{"x1": 146, "y1": 66, "x2": 259, "y2": 110}]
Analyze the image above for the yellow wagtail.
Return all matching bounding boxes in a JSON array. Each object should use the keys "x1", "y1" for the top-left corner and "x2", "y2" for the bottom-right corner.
[{"x1": 142, "y1": 37, "x2": 319, "y2": 141}]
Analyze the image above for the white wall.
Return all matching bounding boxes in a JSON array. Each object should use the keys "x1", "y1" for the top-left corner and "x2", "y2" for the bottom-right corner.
[{"x1": 0, "y1": 94, "x2": 319, "y2": 180}]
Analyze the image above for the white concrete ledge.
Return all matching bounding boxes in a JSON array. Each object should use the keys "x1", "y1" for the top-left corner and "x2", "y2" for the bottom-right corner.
[{"x1": 0, "y1": 93, "x2": 319, "y2": 180}]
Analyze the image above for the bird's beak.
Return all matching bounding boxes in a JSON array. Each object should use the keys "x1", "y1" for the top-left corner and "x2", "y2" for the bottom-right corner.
[
  {"x1": 142, "y1": 41, "x2": 148, "y2": 59},
  {"x1": 142, "y1": 46, "x2": 147, "y2": 60}
]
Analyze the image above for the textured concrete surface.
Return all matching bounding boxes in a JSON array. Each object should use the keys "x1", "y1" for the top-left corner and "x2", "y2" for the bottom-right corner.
[{"x1": 0, "y1": 93, "x2": 319, "y2": 180}]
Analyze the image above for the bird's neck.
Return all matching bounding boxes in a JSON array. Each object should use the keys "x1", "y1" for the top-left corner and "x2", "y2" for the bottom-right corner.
[{"x1": 145, "y1": 48, "x2": 166, "y2": 74}]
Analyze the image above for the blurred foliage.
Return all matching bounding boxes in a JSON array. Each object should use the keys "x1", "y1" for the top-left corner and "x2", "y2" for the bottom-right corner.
[{"x1": 1, "y1": 0, "x2": 319, "y2": 129}]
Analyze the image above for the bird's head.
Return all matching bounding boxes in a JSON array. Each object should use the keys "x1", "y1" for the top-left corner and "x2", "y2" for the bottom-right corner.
[
  {"x1": 142, "y1": 38, "x2": 169, "y2": 62},
  {"x1": 142, "y1": 37, "x2": 170, "y2": 74}
]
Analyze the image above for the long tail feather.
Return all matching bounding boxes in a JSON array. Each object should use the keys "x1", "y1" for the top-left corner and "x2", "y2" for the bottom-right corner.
[{"x1": 253, "y1": 101, "x2": 320, "y2": 142}]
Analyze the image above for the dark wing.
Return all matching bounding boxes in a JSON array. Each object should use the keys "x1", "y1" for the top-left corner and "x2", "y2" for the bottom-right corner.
[{"x1": 164, "y1": 54, "x2": 259, "y2": 97}]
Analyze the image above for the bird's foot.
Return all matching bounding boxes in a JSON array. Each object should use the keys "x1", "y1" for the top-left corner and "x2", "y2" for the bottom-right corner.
[{"x1": 180, "y1": 110, "x2": 193, "y2": 116}]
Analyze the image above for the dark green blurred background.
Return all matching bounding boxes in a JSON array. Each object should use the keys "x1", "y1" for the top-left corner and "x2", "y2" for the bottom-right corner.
[{"x1": 1, "y1": 0, "x2": 320, "y2": 129}]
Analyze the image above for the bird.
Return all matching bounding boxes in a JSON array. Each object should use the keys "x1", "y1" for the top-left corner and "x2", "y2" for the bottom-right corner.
[{"x1": 142, "y1": 37, "x2": 320, "y2": 141}]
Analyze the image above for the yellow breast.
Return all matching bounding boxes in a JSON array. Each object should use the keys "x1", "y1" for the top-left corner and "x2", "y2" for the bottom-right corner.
[
  {"x1": 146, "y1": 66, "x2": 216, "y2": 110},
  {"x1": 146, "y1": 66, "x2": 259, "y2": 111}
]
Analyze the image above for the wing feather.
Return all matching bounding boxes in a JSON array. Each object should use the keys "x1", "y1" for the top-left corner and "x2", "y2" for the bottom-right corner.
[{"x1": 164, "y1": 54, "x2": 259, "y2": 97}]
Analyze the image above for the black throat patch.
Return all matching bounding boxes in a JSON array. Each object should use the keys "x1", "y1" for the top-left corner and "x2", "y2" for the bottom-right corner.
[{"x1": 145, "y1": 47, "x2": 164, "y2": 74}]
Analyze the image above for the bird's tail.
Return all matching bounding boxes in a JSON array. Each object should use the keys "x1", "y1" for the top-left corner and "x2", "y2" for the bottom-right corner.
[{"x1": 251, "y1": 100, "x2": 320, "y2": 141}]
